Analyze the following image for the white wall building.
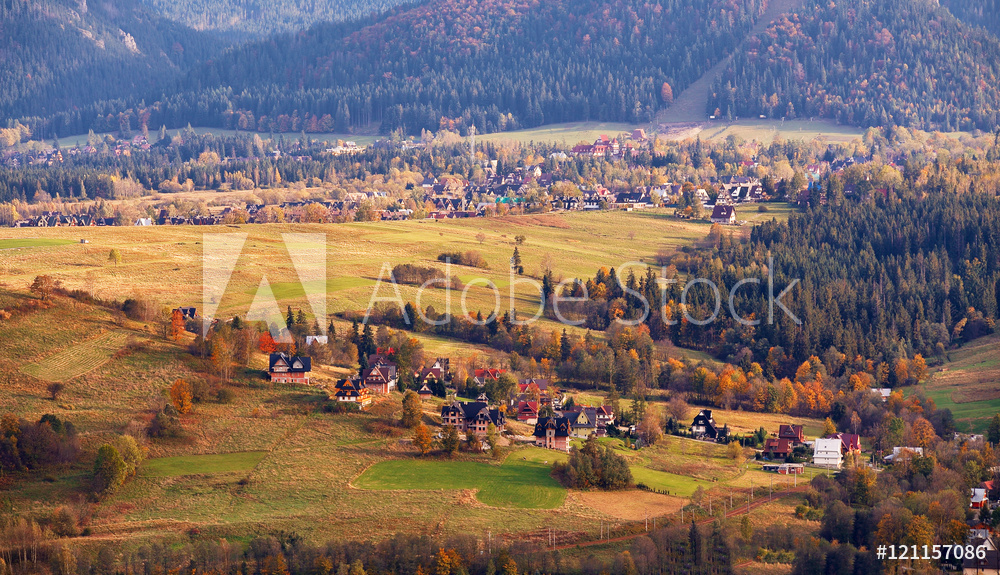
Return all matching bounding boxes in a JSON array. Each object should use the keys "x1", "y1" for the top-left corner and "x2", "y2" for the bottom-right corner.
[{"x1": 813, "y1": 438, "x2": 844, "y2": 469}]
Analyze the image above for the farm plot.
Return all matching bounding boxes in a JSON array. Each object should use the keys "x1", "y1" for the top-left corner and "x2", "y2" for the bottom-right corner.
[{"x1": 21, "y1": 330, "x2": 132, "y2": 381}]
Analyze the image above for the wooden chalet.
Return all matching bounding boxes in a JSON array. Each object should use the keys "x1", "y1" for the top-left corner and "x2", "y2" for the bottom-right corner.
[
  {"x1": 362, "y1": 360, "x2": 398, "y2": 394},
  {"x1": 417, "y1": 382, "x2": 434, "y2": 399},
  {"x1": 515, "y1": 400, "x2": 539, "y2": 424},
  {"x1": 690, "y1": 409, "x2": 719, "y2": 439},
  {"x1": 333, "y1": 378, "x2": 372, "y2": 408},
  {"x1": 268, "y1": 353, "x2": 311, "y2": 384}
]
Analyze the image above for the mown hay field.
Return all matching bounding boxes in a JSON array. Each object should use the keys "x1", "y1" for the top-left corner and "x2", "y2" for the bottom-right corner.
[{"x1": 21, "y1": 329, "x2": 132, "y2": 381}]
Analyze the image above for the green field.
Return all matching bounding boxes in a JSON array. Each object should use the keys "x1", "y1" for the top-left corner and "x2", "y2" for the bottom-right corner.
[
  {"x1": 629, "y1": 466, "x2": 700, "y2": 497},
  {"x1": 143, "y1": 451, "x2": 269, "y2": 477},
  {"x1": 354, "y1": 447, "x2": 567, "y2": 509},
  {"x1": 915, "y1": 333, "x2": 1000, "y2": 433},
  {"x1": 0, "y1": 238, "x2": 77, "y2": 249}
]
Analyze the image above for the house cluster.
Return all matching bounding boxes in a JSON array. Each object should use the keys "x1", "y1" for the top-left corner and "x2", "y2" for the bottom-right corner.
[
  {"x1": 759, "y1": 423, "x2": 862, "y2": 470},
  {"x1": 12, "y1": 211, "x2": 119, "y2": 227},
  {"x1": 530, "y1": 404, "x2": 616, "y2": 452},
  {"x1": 330, "y1": 350, "x2": 415, "y2": 407},
  {"x1": 1, "y1": 135, "x2": 152, "y2": 168},
  {"x1": 570, "y1": 130, "x2": 649, "y2": 158}
]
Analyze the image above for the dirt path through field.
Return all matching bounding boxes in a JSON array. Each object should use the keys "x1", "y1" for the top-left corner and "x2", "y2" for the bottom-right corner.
[{"x1": 655, "y1": 0, "x2": 806, "y2": 128}]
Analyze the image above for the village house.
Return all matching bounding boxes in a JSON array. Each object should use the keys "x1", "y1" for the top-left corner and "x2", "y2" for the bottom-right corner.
[
  {"x1": 962, "y1": 534, "x2": 1000, "y2": 574},
  {"x1": 710, "y1": 204, "x2": 737, "y2": 224},
  {"x1": 514, "y1": 400, "x2": 539, "y2": 424},
  {"x1": 763, "y1": 438, "x2": 793, "y2": 460},
  {"x1": 417, "y1": 382, "x2": 434, "y2": 400},
  {"x1": 564, "y1": 408, "x2": 598, "y2": 439},
  {"x1": 972, "y1": 488, "x2": 988, "y2": 509},
  {"x1": 533, "y1": 417, "x2": 572, "y2": 451},
  {"x1": 440, "y1": 401, "x2": 506, "y2": 436},
  {"x1": 690, "y1": 409, "x2": 724, "y2": 440},
  {"x1": 473, "y1": 368, "x2": 506, "y2": 386},
  {"x1": 362, "y1": 355, "x2": 398, "y2": 394},
  {"x1": 824, "y1": 432, "x2": 862, "y2": 456},
  {"x1": 812, "y1": 438, "x2": 844, "y2": 469},
  {"x1": 761, "y1": 463, "x2": 804, "y2": 475},
  {"x1": 417, "y1": 358, "x2": 450, "y2": 385},
  {"x1": 778, "y1": 424, "x2": 806, "y2": 445},
  {"x1": 332, "y1": 378, "x2": 372, "y2": 408},
  {"x1": 884, "y1": 446, "x2": 924, "y2": 463},
  {"x1": 268, "y1": 353, "x2": 312, "y2": 384}
]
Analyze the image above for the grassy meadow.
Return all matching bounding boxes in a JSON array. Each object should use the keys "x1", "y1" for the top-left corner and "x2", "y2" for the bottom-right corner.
[
  {"x1": 0, "y1": 210, "x2": 755, "y2": 339},
  {"x1": 914, "y1": 333, "x2": 1000, "y2": 433},
  {"x1": 0, "y1": 208, "x2": 829, "y2": 550}
]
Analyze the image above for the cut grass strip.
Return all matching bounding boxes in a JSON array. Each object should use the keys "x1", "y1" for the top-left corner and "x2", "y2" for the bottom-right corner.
[
  {"x1": 21, "y1": 330, "x2": 131, "y2": 382},
  {"x1": 142, "y1": 451, "x2": 268, "y2": 477},
  {"x1": 0, "y1": 238, "x2": 76, "y2": 249}
]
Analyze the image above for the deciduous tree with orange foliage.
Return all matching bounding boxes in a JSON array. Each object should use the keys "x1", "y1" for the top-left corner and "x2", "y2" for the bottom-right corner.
[
  {"x1": 170, "y1": 309, "x2": 185, "y2": 341},
  {"x1": 169, "y1": 379, "x2": 193, "y2": 414}
]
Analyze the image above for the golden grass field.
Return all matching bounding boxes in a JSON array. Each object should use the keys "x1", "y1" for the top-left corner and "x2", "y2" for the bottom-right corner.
[
  {"x1": 0, "y1": 209, "x2": 793, "y2": 341},
  {"x1": 0, "y1": 208, "x2": 825, "y2": 551}
]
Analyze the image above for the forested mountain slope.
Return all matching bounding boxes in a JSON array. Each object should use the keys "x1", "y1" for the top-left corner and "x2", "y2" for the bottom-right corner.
[
  {"x1": 34, "y1": 0, "x2": 767, "y2": 136},
  {"x1": 139, "y1": 0, "x2": 416, "y2": 37},
  {"x1": 707, "y1": 0, "x2": 1000, "y2": 131},
  {"x1": 0, "y1": 0, "x2": 224, "y2": 124},
  {"x1": 939, "y1": 0, "x2": 1000, "y2": 38}
]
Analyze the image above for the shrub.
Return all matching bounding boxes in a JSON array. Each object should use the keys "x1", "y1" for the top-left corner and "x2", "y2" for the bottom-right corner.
[{"x1": 93, "y1": 444, "x2": 126, "y2": 495}]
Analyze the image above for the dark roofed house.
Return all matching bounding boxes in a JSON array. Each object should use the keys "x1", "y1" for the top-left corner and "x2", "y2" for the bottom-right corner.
[
  {"x1": 418, "y1": 358, "x2": 450, "y2": 384},
  {"x1": 534, "y1": 417, "x2": 572, "y2": 451},
  {"x1": 440, "y1": 401, "x2": 505, "y2": 436},
  {"x1": 268, "y1": 353, "x2": 311, "y2": 384},
  {"x1": 333, "y1": 378, "x2": 371, "y2": 408},
  {"x1": 418, "y1": 382, "x2": 434, "y2": 399},
  {"x1": 518, "y1": 378, "x2": 549, "y2": 394},
  {"x1": 962, "y1": 537, "x2": 1000, "y2": 574},
  {"x1": 362, "y1": 361, "x2": 398, "y2": 394},
  {"x1": 690, "y1": 409, "x2": 719, "y2": 439},
  {"x1": 710, "y1": 204, "x2": 737, "y2": 224},
  {"x1": 565, "y1": 408, "x2": 598, "y2": 438}
]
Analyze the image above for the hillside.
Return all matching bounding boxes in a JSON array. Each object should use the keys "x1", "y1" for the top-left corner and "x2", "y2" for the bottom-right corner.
[
  {"x1": 29, "y1": 0, "x2": 767, "y2": 136},
  {"x1": 0, "y1": 0, "x2": 224, "y2": 123},
  {"x1": 139, "y1": 0, "x2": 416, "y2": 37},
  {"x1": 940, "y1": 0, "x2": 1000, "y2": 38},
  {"x1": 707, "y1": 0, "x2": 1000, "y2": 131}
]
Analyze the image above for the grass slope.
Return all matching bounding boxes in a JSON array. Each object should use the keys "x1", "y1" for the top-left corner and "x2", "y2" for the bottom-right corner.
[
  {"x1": 918, "y1": 334, "x2": 1000, "y2": 432},
  {"x1": 143, "y1": 452, "x2": 269, "y2": 478},
  {"x1": 354, "y1": 447, "x2": 567, "y2": 509},
  {"x1": 21, "y1": 330, "x2": 132, "y2": 382}
]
